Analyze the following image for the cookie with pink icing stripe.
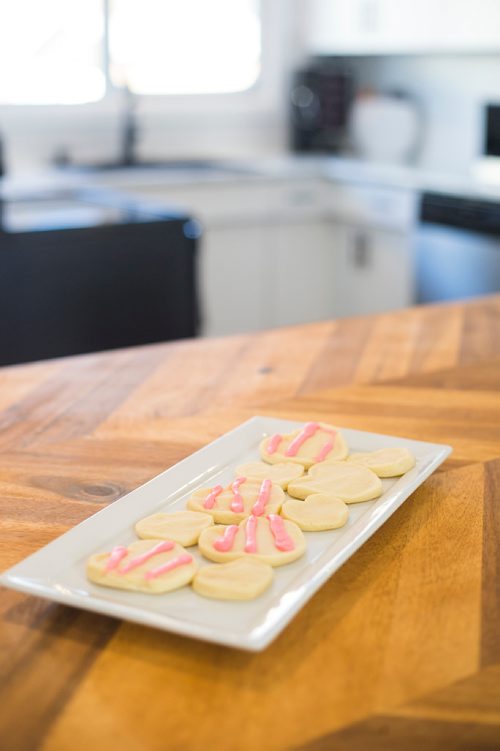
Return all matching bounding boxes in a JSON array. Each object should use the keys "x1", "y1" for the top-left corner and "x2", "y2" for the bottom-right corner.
[
  {"x1": 198, "y1": 514, "x2": 306, "y2": 567},
  {"x1": 87, "y1": 539, "x2": 197, "y2": 594},
  {"x1": 187, "y1": 478, "x2": 284, "y2": 524},
  {"x1": 259, "y1": 421, "x2": 348, "y2": 469}
]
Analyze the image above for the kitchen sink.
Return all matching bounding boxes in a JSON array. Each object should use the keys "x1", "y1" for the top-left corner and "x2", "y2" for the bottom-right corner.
[{"x1": 60, "y1": 158, "x2": 259, "y2": 175}]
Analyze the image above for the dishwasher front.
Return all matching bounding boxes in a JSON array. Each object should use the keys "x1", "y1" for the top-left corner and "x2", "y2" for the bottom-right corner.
[{"x1": 415, "y1": 192, "x2": 500, "y2": 303}]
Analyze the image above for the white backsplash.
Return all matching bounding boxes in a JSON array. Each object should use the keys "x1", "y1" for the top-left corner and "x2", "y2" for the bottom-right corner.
[{"x1": 344, "y1": 53, "x2": 500, "y2": 174}]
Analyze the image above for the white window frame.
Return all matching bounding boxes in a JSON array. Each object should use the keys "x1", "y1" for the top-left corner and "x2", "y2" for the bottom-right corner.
[{"x1": 0, "y1": 0, "x2": 291, "y2": 133}]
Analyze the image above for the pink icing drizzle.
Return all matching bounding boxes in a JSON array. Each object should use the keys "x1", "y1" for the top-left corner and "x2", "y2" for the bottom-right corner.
[
  {"x1": 119, "y1": 540, "x2": 175, "y2": 574},
  {"x1": 230, "y1": 477, "x2": 246, "y2": 513},
  {"x1": 244, "y1": 515, "x2": 258, "y2": 553},
  {"x1": 213, "y1": 525, "x2": 239, "y2": 552},
  {"x1": 252, "y1": 479, "x2": 272, "y2": 516},
  {"x1": 315, "y1": 429, "x2": 337, "y2": 462},
  {"x1": 144, "y1": 553, "x2": 193, "y2": 580},
  {"x1": 266, "y1": 434, "x2": 282, "y2": 454},
  {"x1": 285, "y1": 422, "x2": 320, "y2": 457},
  {"x1": 203, "y1": 484, "x2": 223, "y2": 509},
  {"x1": 105, "y1": 546, "x2": 128, "y2": 572},
  {"x1": 267, "y1": 514, "x2": 295, "y2": 552}
]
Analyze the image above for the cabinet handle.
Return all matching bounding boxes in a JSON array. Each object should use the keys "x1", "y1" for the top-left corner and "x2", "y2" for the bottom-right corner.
[{"x1": 352, "y1": 232, "x2": 371, "y2": 268}]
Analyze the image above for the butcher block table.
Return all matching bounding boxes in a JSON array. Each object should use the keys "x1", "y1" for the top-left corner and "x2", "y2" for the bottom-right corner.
[{"x1": 1, "y1": 295, "x2": 500, "y2": 751}]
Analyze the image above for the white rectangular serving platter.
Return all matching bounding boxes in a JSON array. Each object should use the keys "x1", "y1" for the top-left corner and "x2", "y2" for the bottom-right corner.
[{"x1": 0, "y1": 417, "x2": 451, "y2": 651}]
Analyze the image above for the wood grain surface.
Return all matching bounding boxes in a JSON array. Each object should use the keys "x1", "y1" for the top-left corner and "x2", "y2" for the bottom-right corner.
[{"x1": 1, "y1": 295, "x2": 500, "y2": 751}]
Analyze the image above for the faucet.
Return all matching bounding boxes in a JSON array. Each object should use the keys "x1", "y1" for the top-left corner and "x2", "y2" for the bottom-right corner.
[
  {"x1": 0, "y1": 132, "x2": 5, "y2": 178},
  {"x1": 119, "y1": 84, "x2": 138, "y2": 166}
]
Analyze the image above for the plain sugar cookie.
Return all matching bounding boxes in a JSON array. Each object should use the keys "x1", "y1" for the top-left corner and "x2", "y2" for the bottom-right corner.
[
  {"x1": 187, "y1": 477, "x2": 284, "y2": 524},
  {"x1": 260, "y1": 421, "x2": 348, "y2": 469},
  {"x1": 87, "y1": 539, "x2": 197, "y2": 594},
  {"x1": 198, "y1": 514, "x2": 306, "y2": 567},
  {"x1": 281, "y1": 493, "x2": 349, "y2": 531},
  {"x1": 192, "y1": 558, "x2": 274, "y2": 601},
  {"x1": 288, "y1": 461, "x2": 382, "y2": 504},
  {"x1": 135, "y1": 510, "x2": 213, "y2": 547},
  {"x1": 235, "y1": 461, "x2": 304, "y2": 489},
  {"x1": 347, "y1": 448, "x2": 416, "y2": 477}
]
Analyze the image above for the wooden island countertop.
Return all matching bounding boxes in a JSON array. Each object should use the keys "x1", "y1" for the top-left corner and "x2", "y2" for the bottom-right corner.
[{"x1": 1, "y1": 296, "x2": 500, "y2": 751}]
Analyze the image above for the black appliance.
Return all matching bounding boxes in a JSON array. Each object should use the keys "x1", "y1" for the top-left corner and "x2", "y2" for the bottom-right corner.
[
  {"x1": 289, "y1": 61, "x2": 353, "y2": 153},
  {"x1": 0, "y1": 188, "x2": 200, "y2": 366},
  {"x1": 484, "y1": 103, "x2": 500, "y2": 157},
  {"x1": 415, "y1": 192, "x2": 500, "y2": 303}
]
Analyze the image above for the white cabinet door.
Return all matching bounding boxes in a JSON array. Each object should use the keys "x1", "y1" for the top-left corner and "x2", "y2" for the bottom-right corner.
[
  {"x1": 199, "y1": 224, "x2": 271, "y2": 337},
  {"x1": 202, "y1": 220, "x2": 415, "y2": 333},
  {"x1": 307, "y1": 0, "x2": 500, "y2": 54},
  {"x1": 270, "y1": 221, "x2": 338, "y2": 327},
  {"x1": 307, "y1": 0, "x2": 383, "y2": 54},
  {"x1": 112, "y1": 177, "x2": 416, "y2": 332},
  {"x1": 200, "y1": 220, "x2": 337, "y2": 336},
  {"x1": 332, "y1": 224, "x2": 414, "y2": 317}
]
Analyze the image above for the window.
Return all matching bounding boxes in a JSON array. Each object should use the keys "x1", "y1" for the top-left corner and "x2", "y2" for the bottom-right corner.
[
  {"x1": 109, "y1": 0, "x2": 261, "y2": 96},
  {"x1": 0, "y1": 0, "x2": 261, "y2": 105},
  {"x1": 0, "y1": 0, "x2": 105, "y2": 104}
]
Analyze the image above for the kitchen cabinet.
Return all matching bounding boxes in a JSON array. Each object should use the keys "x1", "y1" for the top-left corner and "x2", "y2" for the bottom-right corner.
[
  {"x1": 196, "y1": 183, "x2": 338, "y2": 335},
  {"x1": 199, "y1": 223, "x2": 270, "y2": 336},
  {"x1": 326, "y1": 180, "x2": 416, "y2": 317},
  {"x1": 307, "y1": 0, "x2": 500, "y2": 55},
  {"x1": 270, "y1": 221, "x2": 338, "y2": 327},
  {"x1": 109, "y1": 170, "x2": 416, "y2": 336},
  {"x1": 331, "y1": 224, "x2": 414, "y2": 317},
  {"x1": 116, "y1": 178, "x2": 337, "y2": 336},
  {"x1": 200, "y1": 210, "x2": 413, "y2": 333},
  {"x1": 200, "y1": 218, "x2": 337, "y2": 335}
]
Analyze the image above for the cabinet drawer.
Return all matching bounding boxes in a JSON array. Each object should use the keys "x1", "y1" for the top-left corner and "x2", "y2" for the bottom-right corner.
[
  {"x1": 328, "y1": 183, "x2": 417, "y2": 230},
  {"x1": 119, "y1": 180, "x2": 326, "y2": 225}
]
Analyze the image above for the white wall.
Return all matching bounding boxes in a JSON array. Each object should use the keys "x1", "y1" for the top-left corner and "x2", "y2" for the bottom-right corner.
[{"x1": 338, "y1": 54, "x2": 500, "y2": 173}]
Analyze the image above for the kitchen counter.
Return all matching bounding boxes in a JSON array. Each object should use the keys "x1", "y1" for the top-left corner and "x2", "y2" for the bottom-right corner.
[
  {"x1": 323, "y1": 155, "x2": 500, "y2": 201},
  {"x1": 1, "y1": 295, "x2": 500, "y2": 750},
  {"x1": 0, "y1": 156, "x2": 327, "y2": 196},
  {"x1": 69, "y1": 154, "x2": 500, "y2": 202},
  {"x1": 5, "y1": 153, "x2": 500, "y2": 200}
]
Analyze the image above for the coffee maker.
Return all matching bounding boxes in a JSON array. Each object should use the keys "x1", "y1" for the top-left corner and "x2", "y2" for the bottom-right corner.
[{"x1": 289, "y1": 61, "x2": 353, "y2": 153}]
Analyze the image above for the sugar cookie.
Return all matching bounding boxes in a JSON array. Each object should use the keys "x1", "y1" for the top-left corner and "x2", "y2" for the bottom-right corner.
[
  {"x1": 347, "y1": 447, "x2": 416, "y2": 477},
  {"x1": 281, "y1": 493, "x2": 349, "y2": 531},
  {"x1": 260, "y1": 421, "x2": 348, "y2": 468},
  {"x1": 235, "y1": 461, "x2": 304, "y2": 489},
  {"x1": 198, "y1": 514, "x2": 306, "y2": 567},
  {"x1": 87, "y1": 539, "x2": 197, "y2": 594},
  {"x1": 187, "y1": 478, "x2": 284, "y2": 524},
  {"x1": 135, "y1": 510, "x2": 213, "y2": 547},
  {"x1": 192, "y1": 558, "x2": 274, "y2": 601},
  {"x1": 288, "y1": 461, "x2": 382, "y2": 504}
]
